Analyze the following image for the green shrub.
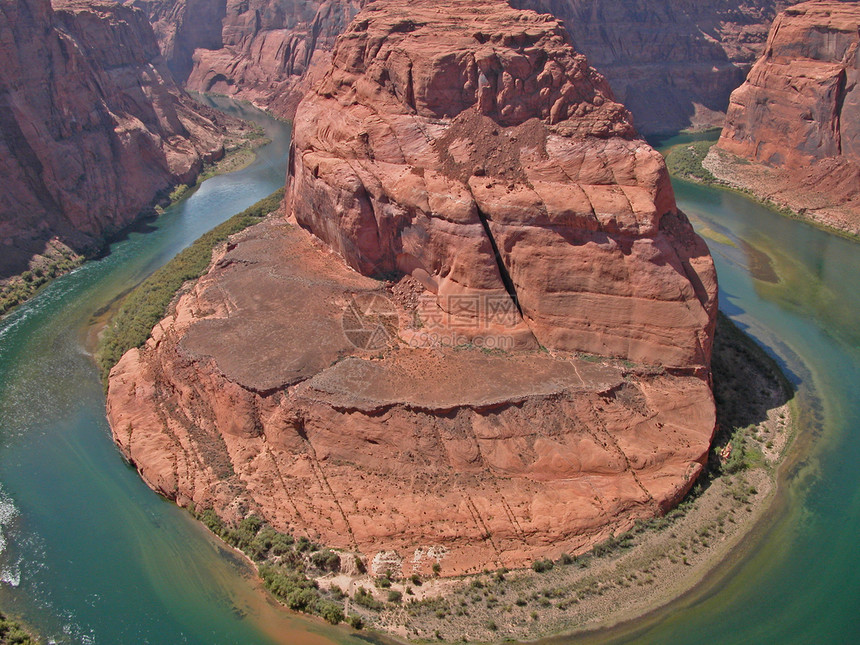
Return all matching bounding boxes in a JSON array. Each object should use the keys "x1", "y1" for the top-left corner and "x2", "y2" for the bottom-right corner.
[
  {"x1": 387, "y1": 590, "x2": 403, "y2": 603},
  {"x1": 317, "y1": 601, "x2": 344, "y2": 625},
  {"x1": 375, "y1": 576, "x2": 392, "y2": 589},
  {"x1": 723, "y1": 425, "x2": 766, "y2": 474},
  {"x1": 664, "y1": 140, "x2": 717, "y2": 183},
  {"x1": 531, "y1": 558, "x2": 554, "y2": 573},
  {"x1": 295, "y1": 536, "x2": 316, "y2": 553},
  {"x1": 0, "y1": 611, "x2": 37, "y2": 644},
  {"x1": 310, "y1": 550, "x2": 341, "y2": 572},
  {"x1": 353, "y1": 587, "x2": 383, "y2": 611},
  {"x1": 354, "y1": 556, "x2": 367, "y2": 574},
  {"x1": 239, "y1": 515, "x2": 263, "y2": 535},
  {"x1": 270, "y1": 533, "x2": 295, "y2": 556}
]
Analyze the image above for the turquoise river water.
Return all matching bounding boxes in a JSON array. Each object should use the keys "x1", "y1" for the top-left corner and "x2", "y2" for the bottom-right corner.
[{"x1": 0, "y1": 110, "x2": 858, "y2": 644}]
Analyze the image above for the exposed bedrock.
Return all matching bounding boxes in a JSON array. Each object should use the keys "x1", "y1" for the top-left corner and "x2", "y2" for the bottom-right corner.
[
  {"x1": 107, "y1": 0, "x2": 719, "y2": 575},
  {"x1": 107, "y1": 220, "x2": 717, "y2": 575},
  {"x1": 132, "y1": 0, "x2": 825, "y2": 133},
  {"x1": 287, "y1": 0, "x2": 718, "y2": 369},
  {"x1": 128, "y1": 0, "x2": 365, "y2": 118},
  {"x1": 0, "y1": 0, "x2": 237, "y2": 279},
  {"x1": 713, "y1": 0, "x2": 860, "y2": 233},
  {"x1": 511, "y1": 0, "x2": 813, "y2": 133}
]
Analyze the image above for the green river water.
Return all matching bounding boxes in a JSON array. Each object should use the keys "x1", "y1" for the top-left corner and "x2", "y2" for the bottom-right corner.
[{"x1": 0, "y1": 110, "x2": 858, "y2": 644}]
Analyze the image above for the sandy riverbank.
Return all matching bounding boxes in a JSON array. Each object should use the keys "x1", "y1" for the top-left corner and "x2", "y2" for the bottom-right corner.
[{"x1": 703, "y1": 148, "x2": 860, "y2": 240}]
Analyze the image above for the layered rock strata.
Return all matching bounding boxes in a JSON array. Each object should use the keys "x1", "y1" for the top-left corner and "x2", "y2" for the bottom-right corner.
[
  {"x1": 107, "y1": 220, "x2": 716, "y2": 575},
  {"x1": 130, "y1": 0, "x2": 364, "y2": 118},
  {"x1": 711, "y1": 1, "x2": 860, "y2": 235},
  {"x1": 288, "y1": 0, "x2": 718, "y2": 369},
  {"x1": 0, "y1": 0, "x2": 236, "y2": 279},
  {"x1": 124, "y1": 0, "x2": 228, "y2": 81},
  {"x1": 511, "y1": 0, "x2": 811, "y2": 133},
  {"x1": 108, "y1": 0, "x2": 718, "y2": 575},
  {"x1": 133, "y1": 0, "x2": 819, "y2": 133}
]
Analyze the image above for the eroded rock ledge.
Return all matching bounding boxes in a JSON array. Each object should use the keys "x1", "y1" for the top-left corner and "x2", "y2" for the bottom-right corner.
[
  {"x1": 288, "y1": 0, "x2": 718, "y2": 369},
  {"x1": 108, "y1": 0, "x2": 718, "y2": 575}
]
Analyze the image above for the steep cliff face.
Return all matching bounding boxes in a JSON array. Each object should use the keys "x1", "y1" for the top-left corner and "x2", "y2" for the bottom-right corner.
[
  {"x1": 188, "y1": 0, "x2": 363, "y2": 117},
  {"x1": 129, "y1": 0, "x2": 364, "y2": 118},
  {"x1": 289, "y1": 0, "x2": 718, "y2": 368},
  {"x1": 712, "y1": 1, "x2": 860, "y2": 234},
  {"x1": 125, "y1": 0, "x2": 228, "y2": 81},
  {"x1": 511, "y1": 0, "x2": 809, "y2": 133},
  {"x1": 133, "y1": 0, "x2": 815, "y2": 133},
  {"x1": 0, "y1": 0, "x2": 236, "y2": 280},
  {"x1": 108, "y1": 0, "x2": 718, "y2": 575},
  {"x1": 108, "y1": 219, "x2": 716, "y2": 576}
]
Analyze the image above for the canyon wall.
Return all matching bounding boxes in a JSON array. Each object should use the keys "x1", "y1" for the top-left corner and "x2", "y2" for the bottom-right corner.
[
  {"x1": 288, "y1": 0, "x2": 718, "y2": 368},
  {"x1": 510, "y1": 0, "x2": 808, "y2": 133},
  {"x1": 711, "y1": 1, "x2": 860, "y2": 234},
  {"x1": 132, "y1": 0, "x2": 813, "y2": 133},
  {"x1": 125, "y1": 0, "x2": 228, "y2": 81},
  {"x1": 129, "y1": 0, "x2": 364, "y2": 118},
  {"x1": 0, "y1": 0, "x2": 235, "y2": 279},
  {"x1": 108, "y1": 0, "x2": 718, "y2": 575}
]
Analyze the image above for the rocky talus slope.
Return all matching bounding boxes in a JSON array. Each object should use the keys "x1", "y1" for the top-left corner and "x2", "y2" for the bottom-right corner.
[
  {"x1": 710, "y1": 1, "x2": 860, "y2": 235},
  {"x1": 0, "y1": 0, "x2": 237, "y2": 280},
  {"x1": 108, "y1": 0, "x2": 718, "y2": 575}
]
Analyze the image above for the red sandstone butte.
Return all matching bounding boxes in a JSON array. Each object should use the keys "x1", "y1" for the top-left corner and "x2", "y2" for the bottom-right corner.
[
  {"x1": 713, "y1": 1, "x2": 860, "y2": 234},
  {"x1": 0, "y1": 0, "x2": 238, "y2": 279},
  {"x1": 288, "y1": 0, "x2": 717, "y2": 369},
  {"x1": 107, "y1": 0, "x2": 718, "y2": 576}
]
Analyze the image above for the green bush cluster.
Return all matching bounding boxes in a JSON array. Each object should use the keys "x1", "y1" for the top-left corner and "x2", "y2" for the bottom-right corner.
[
  {"x1": 310, "y1": 550, "x2": 341, "y2": 572},
  {"x1": 259, "y1": 565, "x2": 343, "y2": 624},
  {"x1": 665, "y1": 140, "x2": 717, "y2": 183},
  {"x1": 353, "y1": 587, "x2": 384, "y2": 611},
  {"x1": 97, "y1": 188, "x2": 283, "y2": 383},
  {"x1": 0, "y1": 612, "x2": 37, "y2": 644},
  {"x1": 723, "y1": 425, "x2": 766, "y2": 474},
  {"x1": 591, "y1": 532, "x2": 635, "y2": 557},
  {"x1": 0, "y1": 252, "x2": 82, "y2": 316},
  {"x1": 531, "y1": 558, "x2": 554, "y2": 573},
  {"x1": 192, "y1": 505, "x2": 350, "y2": 626}
]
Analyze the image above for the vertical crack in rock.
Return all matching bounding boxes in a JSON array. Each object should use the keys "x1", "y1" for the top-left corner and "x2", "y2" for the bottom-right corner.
[
  {"x1": 474, "y1": 204, "x2": 525, "y2": 320},
  {"x1": 296, "y1": 417, "x2": 359, "y2": 548}
]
